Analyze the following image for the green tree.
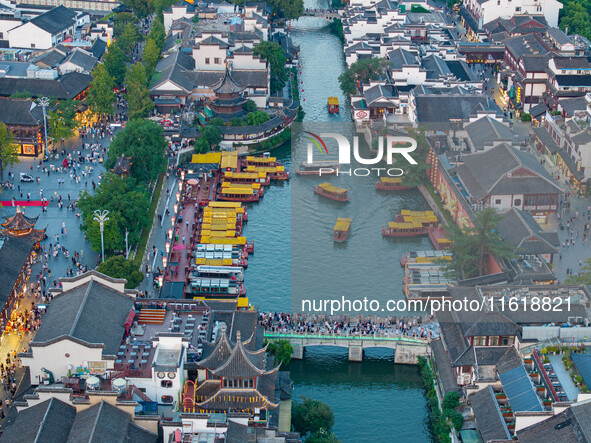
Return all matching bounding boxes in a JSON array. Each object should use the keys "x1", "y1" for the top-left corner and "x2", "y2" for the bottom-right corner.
[
  {"x1": 441, "y1": 392, "x2": 460, "y2": 410},
  {"x1": 125, "y1": 63, "x2": 154, "y2": 120},
  {"x1": 253, "y1": 41, "x2": 287, "y2": 93},
  {"x1": 97, "y1": 255, "x2": 144, "y2": 288},
  {"x1": 10, "y1": 91, "x2": 33, "y2": 98},
  {"x1": 120, "y1": 0, "x2": 155, "y2": 18},
  {"x1": 47, "y1": 99, "x2": 80, "y2": 143},
  {"x1": 565, "y1": 258, "x2": 591, "y2": 284},
  {"x1": 329, "y1": 18, "x2": 344, "y2": 43},
  {"x1": 292, "y1": 397, "x2": 336, "y2": 438},
  {"x1": 113, "y1": 11, "x2": 135, "y2": 38},
  {"x1": 117, "y1": 23, "x2": 141, "y2": 55},
  {"x1": 266, "y1": 339, "x2": 293, "y2": 366},
  {"x1": 520, "y1": 112, "x2": 532, "y2": 122},
  {"x1": 78, "y1": 174, "x2": 151, "y2": 251},
  {"x1": 194, "y1": 136, "x2": 210, "y2": 153},
  {"x1": 243, "y1": 99, "x2": 257, "y2": 113},
  {"x1": 306, "y1": 429, "x2": 341, "y2": 443},
  {"x1": 143, "y1": 38, "x2": 161, "y2": 76},
  {"x1": 559, "y1": 2, "x2": 591, "y2": 40},
  {"x1": 200, "y1": 125, "x2": 222, "y2": 149},
  {"x1": 231, "y1": 117, "x2": 245, "y2": 126},
  {"x1": 148, "y1": 18, "x2": 166, "y2": 50},
  {"x1": 267, "y1": 0, "x2": 304, "y2": 19},
  {"x1": 0, "y1": 123, "x2": 19, "y2": 182},
  {"x1": 338, "y1": 57, "x2": 388, "y2": 95},
  {"x1": 107, "y1": 119, "x2": 166, "y2": 182},
  {"x1": 103, "y1": 43, "x2": 127, "y2": 85},
  {"x1": 448, "y1": 208, "x2": 515, "y2": 279},
  {"x1": 245, "y1": 111, "x2": 270, "y2": 126},
  {"x1": 399, "y1": 128, "x2": 431, "y2": 187},
  {"x1": 208, "y1": 117, "x2": 225, "y2": 126},
  {"x1": 87, "y1": 64, "x2": 116, "y2": 116}
]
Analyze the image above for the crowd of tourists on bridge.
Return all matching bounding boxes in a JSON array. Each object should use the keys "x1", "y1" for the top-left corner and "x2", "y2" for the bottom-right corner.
[{"x1": 259, "y1": 312, "x2": 438, "y2": 340}]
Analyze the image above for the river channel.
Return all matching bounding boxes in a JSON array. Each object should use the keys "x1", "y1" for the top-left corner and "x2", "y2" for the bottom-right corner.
[{"x1": 240, "y1": 6, "x2": 433, "y2": 442}]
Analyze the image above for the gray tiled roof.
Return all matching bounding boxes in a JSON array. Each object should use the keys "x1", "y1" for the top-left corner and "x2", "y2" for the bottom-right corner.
[
  {"x1": 0, "y1": 397, "x2": 76, "y2": 443},
  {"x1": 497, "y1": 208, "x2": 559, "y2": 255},
  {"x1": 61, "y1": 49, "x2": 98, "y2": 72},
  {"x1": 454, "y1": 143, "x2": 561, "y2": 200},
  {"x1": 469, "y1": 387, "x2": 511, "y2": 442},
  {"x1": 0, "y1": 98, "x2": 44, "y2": 126},
  {"x1": 0, "y1": 71, "x2": 92, "y2": 99},
  {"x1": 517, "y1": 400, "x2": 591, "y2": 443},
  {"x1": 465, "y1": 116, "x2": 513, "y2": 151},
  {"x1": 32, "y1": 279, "x2": 134, "y2": 356},
  {"x1": 431, "y1": 339, "x2": 460, "y2": 395},
  {"x1": 29, "y1": 6, "x2": 76, "y2": 35},
  {"x1": 0, "y1": 235, "x2": 35, "y2": 314}
]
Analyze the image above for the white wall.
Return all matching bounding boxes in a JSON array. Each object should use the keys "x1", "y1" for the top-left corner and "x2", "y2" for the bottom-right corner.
[
  {"x1": 163, "y1": 6, "x2": 195, "y2": 33},
  {"x1": 230, "y1": 53, "x2": 266, "y2": 71},
  {"x1": 8, "y1": 22, "x2": 52, "y2": 49},
  {"x1": 23, "y1": 338, "x2": 111, "y2": 385},
  {"x1": 193, "y1": 45, "x2": 227, "y2": 71},
  {"x1": 480, "y1": 0, "x2": 562, "y2": 28}
]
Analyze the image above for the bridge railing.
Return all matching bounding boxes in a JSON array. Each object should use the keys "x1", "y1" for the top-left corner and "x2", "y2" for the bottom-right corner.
[{"x1": 263, "y1": 331, "x2": 429, "y2": 344}]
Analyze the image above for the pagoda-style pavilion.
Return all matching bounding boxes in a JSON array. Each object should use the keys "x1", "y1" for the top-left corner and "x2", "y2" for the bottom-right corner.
[
  {"x1": 111, "y1": 154, "x2": 133, "y2": 177},
  {"x1": 0, "y1": 207, "x2": 45, "y2": 330},
  {"x1": 1, "y1": 207, "x2": 45, "y2": 242},
  {"x1": 209, "y1": 67, "x2": 248, "y2": 119},
  {"x1": 181, "y1": 327, "x2": 279, "y2": 417}
]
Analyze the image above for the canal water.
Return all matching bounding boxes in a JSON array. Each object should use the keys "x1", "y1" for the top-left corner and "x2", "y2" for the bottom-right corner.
[{"x1": 240, "y1": 5, "x2": 433, "y2": 442}]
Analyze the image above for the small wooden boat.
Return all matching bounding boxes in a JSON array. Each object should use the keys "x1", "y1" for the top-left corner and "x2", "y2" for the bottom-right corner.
[
  {"x1": 314, "y1": 183, "x2": 349, "y2": 202},
  {"x1": 375, "y1": 177, "x2": 412, "y2": 191},
  {"x1": 328, "y1": 96, "x2": 339, "y2": 114},
  {"x1": 297, "y1": 161, "x2": 339, "y2": 176},
  {"x1": 333, "y1": 217, "x2": 351, "y2": 242}
]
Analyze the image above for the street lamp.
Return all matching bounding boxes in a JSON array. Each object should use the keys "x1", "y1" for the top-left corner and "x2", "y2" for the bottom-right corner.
[
  {"x1": 165, "y1": 242, "x2": 170, "y2": 254},
  {"x1": 37, "y1": 97, "x2": 50, "y2": 155},
  {"x1": 181, "y1": 170, "x2": 185, "y2": 181},
  {"x1": 173, "y1": 203, "x2": 178, "y2": 214},
  {"x1": 162, "y1": 256, "x2": 167, "y2": 268},
  {"x1": 168, "y1": 229, "x2": 173, "y2": 240},
  {"x1": 158, "y1": 275, "x2": 163, "y2": 287},
  {"x1": 176, "y1": 192, "x2": 181, "y2": 202},
  {"x1": 93, "y1": 209, "x2": 109, "y2": 263},
  {"x1": 171, "y1": 216, "x2": 175, "y2": 226},
  {"x1": 178, "y1": 182, "x2": 183, "y2": 192}
]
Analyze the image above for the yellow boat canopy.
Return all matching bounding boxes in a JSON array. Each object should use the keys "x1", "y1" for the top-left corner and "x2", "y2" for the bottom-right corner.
[
  {"x1": 381, "y1": 177, "x2": 402, "y2": 184},
  {"x1": 191, "y1": 152, "x2": 221, "y2": 164},
  {"x1": 221, "y1": 188, "x2": 255, "y2": 195},
  {"x1": 328, "y1": 97, "x2": 339, "y2": 105},
  {"x1": 246, "y1": 155, "x2": 276, "y2": 164},
  {"x1": 208, "y1": 201, "x2": 243, "y2": 208},
  {"x1": 334, "y1": 217, "x2": 351, "y2": 232},
  {"x1": 221, "y1": 151, "x2": 238, "y2": 170},
  {"x1": 225, "y1": 171, "x2": 266, "y2": 179},
  {"x1": 317, "y1": 182, "x2": 348, "y2": 194},
  {"x1": 222, "y1": 181, "x2": 261, "y2": 190},
  {"x1": 246, "y1": 165, "x2": 285, "y2": 173},
  {"x1": 400, "y1": 210, "x2": 435, "y2": 217},
  {"x1": 195, "y1": 258, "x2": 235, "y2": 266},
  {"x1": 201, "y1": 236, "x2": 247, "y2": 245}
]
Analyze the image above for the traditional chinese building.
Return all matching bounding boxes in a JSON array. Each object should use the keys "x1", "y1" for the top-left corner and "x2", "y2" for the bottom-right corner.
[
  {"x1": 0, "y1": 98, "x2": 46, "y2": 156},
  {"x1": 209, "y1": 67, "x2": 247, "y2": 119},
  {"x1": 181, "y1": 326, "x2": 279, "y2": 420},
  {"x1": 111, "y1": 154, "x2": 133, "y2": 177},
  {"x1": 0, "y1": 207, "x2": 45, "y2": 331}
]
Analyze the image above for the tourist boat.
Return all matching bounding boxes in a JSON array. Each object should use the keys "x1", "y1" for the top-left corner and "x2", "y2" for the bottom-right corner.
[
  {"x1": 245, "y1": 165, "x2": 290, "y2": 180},
  {"x1": 224, "y1": 171, "x2": 270, "y2": 186},
  {"x1": 333, "y1": 218, "x2": 351, "y2": 242},
  {"x1": 194, "y1": 243, "x2": 249, "y2": 266},
  {"x1": 375, "y1": 177, "x2": 412, "y2": 191},
  {"x1": 328, "y1": 96, "x2": 339, "y2": 114},
  {"x1": 400, "y1": 250, "x2": 452, "y2": 267},
  {"x1": 314, "y1": 183, "x2": 349, "y2": 202},
  {"x1": 296, "y1": 161, "x2": 339, "y2": 176},
  {"x1": 244, "y1": 155, "x2": 281, "y2": 168},
  {"x1": 395, "y1": 210, "x2": 438, "y2": 227},
  {"x1": 194, "y1": 265, "x2": 244, "y2": 281},
  {"x1": 206, "y1": 201, "x2": 247, "y2": 221},
  {"x1": 218, "y1": 183, "x2": 262, "y2": 202},
  {"x1": 382, "y1": 221, "x2": 428, "y2": 237},
  {"x1": 187, "y1": 276, "x2": 246, "y2": 298}
]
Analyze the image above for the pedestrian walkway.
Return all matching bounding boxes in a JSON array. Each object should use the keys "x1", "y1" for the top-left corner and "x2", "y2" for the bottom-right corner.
[{"x1": 548, "y1": 354, "x2": 580, "y2": 401}]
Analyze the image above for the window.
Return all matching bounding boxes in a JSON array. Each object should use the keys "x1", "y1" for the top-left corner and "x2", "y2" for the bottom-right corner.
[
  {"x1": 495, "y1": 199, "x2": 501, "y2": 205},
  {"x1": 31, "y1": 44, "x2": 35, "y2": 48},
  {"x1": 515, "y1": 6, "x2": 521, "y2": 11},
  {"x1": 489, "y1": 336, "x2": 499, "y2": 346},
  {"x1": 214, "y1": 57, "x2": 221, "y2": 64},
  {"x1": 514, "y1": 198, "x2": 521, "y2": 206},
  {"x1": 162, "y1": 395, "x2": 174, "y2": 403},
  {"x1": 205, "y1": 58, "x2": 210, "y2": 64},
  {"x1": 474, "y1": 336, "x2": 486, "y2": 346},
  {"x1": 160, "y1": 380, "x2": 173, "y2": 388}
]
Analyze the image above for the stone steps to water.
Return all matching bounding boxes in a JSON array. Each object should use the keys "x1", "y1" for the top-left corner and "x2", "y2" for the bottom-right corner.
[{"x1": 137, "y1": 309, "x2": 166, "y2": 324}]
